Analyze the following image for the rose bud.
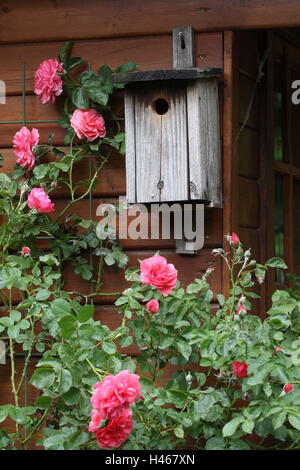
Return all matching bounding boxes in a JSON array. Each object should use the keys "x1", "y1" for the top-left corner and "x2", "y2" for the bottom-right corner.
[
  {"x1": 230, "y1": 232, "x2": 240, "y2": 246},
  {"x1": 232, "y1": 361, "x2": 248, "y2": 378},
  {"x1": 237, "y1": 305, "x2": 247, "y2": 315},
  {"x1": 284, "y1": 383, "x2": 293, "y2": 394},
  {"x1": 275, "y1": 346, "x2": 282, "y2": 352},
  {"x1": 146, "y1": 299, "x2": 159, "y2": 313},
  {"x1": 22, "y1": 247, "x2": 31, "y2": 257}
]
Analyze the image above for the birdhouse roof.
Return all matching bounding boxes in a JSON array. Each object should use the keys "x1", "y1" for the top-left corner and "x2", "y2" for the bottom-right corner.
[{"x1": 111, "y1": 67, "x2": 223, "y2": 84}]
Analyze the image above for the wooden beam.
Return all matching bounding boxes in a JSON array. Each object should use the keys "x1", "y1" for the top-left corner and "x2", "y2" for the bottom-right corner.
[{"x1": 1, "y1": 1, "x2": 300, "y2": 45}]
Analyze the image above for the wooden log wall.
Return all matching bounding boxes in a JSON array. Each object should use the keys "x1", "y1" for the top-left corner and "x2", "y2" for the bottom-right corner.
[{"x1": 0, "y1": 1, "x2": 231, "y2": 438}]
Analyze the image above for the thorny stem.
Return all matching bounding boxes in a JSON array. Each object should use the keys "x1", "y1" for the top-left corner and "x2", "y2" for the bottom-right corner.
[{"x1": 22, "y1": 408, "x2": 49, "y2": 446}]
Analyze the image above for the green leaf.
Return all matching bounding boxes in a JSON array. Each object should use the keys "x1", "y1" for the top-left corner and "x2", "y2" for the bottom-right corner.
[
  {"x1": 68, "y1": 57, "x2": 85, "y2": 71},
  {"x1": 0, "y1": 405, "x2": 10, "y2": 423},
  {"x1": 58, "y1": 315, "x2": 76, "y2": 339},
  {"x1": 86, "y1": 86, "x2": 108, "y2": 106},
  {"x1": 71, "y1": 87, "x2": 89, "y2": 109},
  {"x1": 51, "y1": 299, "x2": 71, "y2": 317},
  {"x1": 119, "y1": 335, "x2": 133, "y2": 348},
  {"x1": 36, "y1": 289, "x2": 51, "y2": 301},
  {"x1": 242, "y1": 419, "x2": 254, "y2": 434},
  {"x1": 272, "y1": 410, "x2": 286, "y2": 430},
  {"x1": 9, "y1": 407, "x2": 29, "y2": 424},
  {"x1": 114, "y1": 62, "x2": 138, "y2": 73},
  {"x1": 121, "y1": 357, "x2": 136, "y2": 372},
  {"x1": 44, "y1": 434, "x2": 65, "y2": 451},
  {"x1": 33, "y1": 164, "x2": 49, "y2": 180},
  {"x1": 77, "y1": 305, "x2": 94, "y2": 323},
  {"x1": 59, "y1": 369, "x2": 72, "y2": 394},
  {"x1": 205, "y1": 437, "x2": 226, "y2": 450},
  {"x1": 102, "y1": 341, "x2": 117, "y2": 355},
  {"x1": 223, "y1": 417, "x2": 243, "y2": 437},
  {"x1": 265, "y1": 257, "x2": 288, "y2": 269},
  {"x1": 98, "y1": 64, "x2": 112, "y2": 82},
  {"x1": 34, "y1": 395, "x2": 53, "y2": 410},
  {"x1": 160, "y1": 335, "x2": 174, "y2": 349},
  {"x1": 59, "y1": 41, "x2": 73, "y2": 63},
  {"x1": 30, "y1": 368, "x2": 55, "y2": 390},
  {"x1": 288, "y1": 414, "x2": 300, "y2": 431},
  {"x1": 61, "y1": 387, "x2": 80, "y2": 406},
  {"x1": 174, "y1": 426, "x2": 184, "y2": 439},
  {"x1": 176, "y1": 341, "x2": 191, "y2": 361},
  {"x1": 7, "y1": 325, "x2": 20, "y2": 339},
  {"x1": 0, "y1": 317, "x2": 14, "y2": 327},
  {"x1": 10, "y1": 310, "x2": 21, "y2": 322}
]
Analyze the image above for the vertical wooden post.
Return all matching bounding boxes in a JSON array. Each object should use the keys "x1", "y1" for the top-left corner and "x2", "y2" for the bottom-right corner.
[{"x1": 173, "y1": 26, "x2": 195, "y2": 68}]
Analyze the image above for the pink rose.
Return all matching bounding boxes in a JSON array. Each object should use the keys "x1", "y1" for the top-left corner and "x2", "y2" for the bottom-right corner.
[
  {"x1": 237, "y1": 305, "x2": 247, "y2": 315},
  {"x1": 146, "y1": 299, "x2": 159, "y2": 313},
  {"x1": 34, "y1": 58, "x2": 63, "y2": 105},
  {"x1": 95, "y1": 408, "x2": 133, "y2": 449},
  {"x1": 230, "y1": 232, "x2": 240, "y2": 246},
  {"x1": 140, "y1": 255, "x2": 177, "y2": 297},
  {"x1": 13, "y1": 127, "x2": 39, "y2": 170},
  {"x1": 284, "y1": 383, "x2": 293, "y2": 393},
  {"x1": 275, "y1": 346, "x2": 282, "y2": 352},
  {"x1": 89, "y1": 409, "x2": 103, "y2": 433},
  {"x1": 27, "y1": 188, "x2": 54, "y2": 214},
  {"x1": 70, "y1": 108, "x2": 106, "y2": 142},
  {"x1": 91, "y1": 370, "x2": 141, "y2": 421},
  {"x1": 232, "y1": 361, "x2": 248, "y2": 378},
  {"x1": 22, "y1": 247, "x2": 31, "y2": 257}
]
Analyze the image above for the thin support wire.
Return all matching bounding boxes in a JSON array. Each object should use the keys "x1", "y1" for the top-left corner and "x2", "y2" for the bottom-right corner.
[{"x1": 88, "y1": 61, "x2": 94, "y2": 303}]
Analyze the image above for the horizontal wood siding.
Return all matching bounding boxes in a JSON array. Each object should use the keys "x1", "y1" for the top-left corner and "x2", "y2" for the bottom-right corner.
[
  {"x1": 0, "y1": 1, "x2": 227, "y2": 424},
  {"x1": 1, "y1": 0, "x2": 300, "y2": 44}
]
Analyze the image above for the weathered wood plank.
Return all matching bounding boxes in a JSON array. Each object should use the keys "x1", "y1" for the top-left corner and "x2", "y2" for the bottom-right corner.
[
  {"x1": 134, "y1": 84, "x2": 163, "y2": 203},
  {"x1": 124, "y1": 90, "x2": 136, "y2": 203},
  {"x1": 160, "y1": 83, "x2": 189, "y2": 202},
  {"x1": 187, "y1": 79, "x2": 222, "y2": 207},
  {"x1": 1, "y1": 1, "x2": 300, "y2": 44},
  {"x1": 173, "y1": 26, "x2": 194, "y2": 69}
]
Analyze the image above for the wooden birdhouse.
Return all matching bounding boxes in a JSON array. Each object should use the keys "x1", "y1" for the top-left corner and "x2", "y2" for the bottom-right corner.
[{"x1": 111, "y1": 26, "x2": 223, "y2": 208}]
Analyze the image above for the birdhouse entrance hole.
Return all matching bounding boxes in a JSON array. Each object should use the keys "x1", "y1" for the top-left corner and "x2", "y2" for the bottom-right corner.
[{"x1": 153, "y1": 97, "x2": 169, "y2": 115}]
